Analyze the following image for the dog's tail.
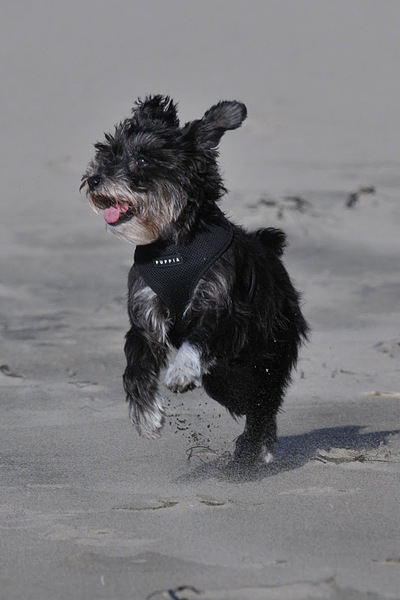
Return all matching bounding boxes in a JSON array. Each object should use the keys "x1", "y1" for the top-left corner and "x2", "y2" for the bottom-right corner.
[{"x1": 253, "y1": 227, "x2": 286, "y2": 256}]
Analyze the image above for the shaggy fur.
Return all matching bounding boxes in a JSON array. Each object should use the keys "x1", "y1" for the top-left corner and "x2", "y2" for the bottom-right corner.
[{"x1": 82, "y1": 95, "x2": 309, "y2": 465}]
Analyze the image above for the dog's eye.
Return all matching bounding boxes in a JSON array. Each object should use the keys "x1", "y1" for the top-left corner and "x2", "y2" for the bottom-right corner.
[{"x1": 136, "y1": 156, "x2": 148, "y2": 167}]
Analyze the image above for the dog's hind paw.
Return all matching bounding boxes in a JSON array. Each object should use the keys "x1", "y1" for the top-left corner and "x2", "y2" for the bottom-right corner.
[
  {"x1": 234, "y1": 435, "x2": 274, "y2": 466},
  {"x1": 260, "y1": 446, "x2": 274, "y2": 464},
  {"x1": 164, "y1": 342, "x2": 202, "y2": 393}
]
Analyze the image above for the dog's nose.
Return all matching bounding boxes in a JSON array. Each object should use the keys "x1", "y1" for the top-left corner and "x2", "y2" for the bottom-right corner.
[{"x1": 87, "y1": 175, "x2": 101, "y2": 190}]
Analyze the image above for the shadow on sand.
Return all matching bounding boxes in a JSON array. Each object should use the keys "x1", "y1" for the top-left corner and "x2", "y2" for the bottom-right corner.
[{"x1": 176, "y1": 425, "x2": 400, "y2": 483}]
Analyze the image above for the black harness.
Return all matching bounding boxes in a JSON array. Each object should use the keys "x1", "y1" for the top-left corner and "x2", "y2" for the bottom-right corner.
[{"x1": 134, "y1": 215, "x2": 233, "y2": 324}]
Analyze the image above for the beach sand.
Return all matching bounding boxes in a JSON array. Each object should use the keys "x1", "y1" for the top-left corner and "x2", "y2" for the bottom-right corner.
[{"x1": 1, "y1": 2, "x2": 400, "y2": 598}]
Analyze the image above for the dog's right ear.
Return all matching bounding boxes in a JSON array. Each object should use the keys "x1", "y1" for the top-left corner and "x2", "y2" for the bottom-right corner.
[{"x1": 184, "y1": 101, "x2": 247, "y2": 148}]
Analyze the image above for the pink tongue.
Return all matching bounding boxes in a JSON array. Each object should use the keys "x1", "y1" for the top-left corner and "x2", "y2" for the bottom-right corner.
[{"x1": 103, "y1": 202, "x2": 130, "y2": 224}]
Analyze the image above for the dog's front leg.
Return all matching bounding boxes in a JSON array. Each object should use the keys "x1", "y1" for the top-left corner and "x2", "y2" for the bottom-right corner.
[
  {"x1": 164, "y1": 315, "x2": 233, "y2": 394},
  {"x1": 123, "y1": 326, "x2": 168, "y2": 438},
  {"x1": 164, "y1": 341, "x2": 203, "y2": 393}
]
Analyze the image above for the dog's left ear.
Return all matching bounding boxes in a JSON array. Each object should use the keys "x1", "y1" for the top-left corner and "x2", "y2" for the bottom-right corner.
[{"x1": 195, "y1": 101, "x2": 247, "y2": 148}]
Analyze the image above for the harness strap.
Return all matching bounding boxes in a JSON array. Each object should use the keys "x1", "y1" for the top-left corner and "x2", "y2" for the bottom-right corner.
[{"x1": 134, "y1": 216, "x2": 233, "y2": 324}]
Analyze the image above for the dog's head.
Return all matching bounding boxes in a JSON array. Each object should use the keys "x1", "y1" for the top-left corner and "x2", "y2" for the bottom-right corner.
[{"x1": 81, "y1": 95, "x2": 247, "y2": 244}]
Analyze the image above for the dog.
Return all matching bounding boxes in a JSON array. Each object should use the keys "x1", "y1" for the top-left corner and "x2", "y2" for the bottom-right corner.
[{"x1": 81, "y1": 95, "x2": 309, "y2": 465}]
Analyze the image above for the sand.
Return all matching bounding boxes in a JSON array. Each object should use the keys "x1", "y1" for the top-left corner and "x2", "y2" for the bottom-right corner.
[{"x1": 1, "y1": 1, "x2": 400, "y2": 598}]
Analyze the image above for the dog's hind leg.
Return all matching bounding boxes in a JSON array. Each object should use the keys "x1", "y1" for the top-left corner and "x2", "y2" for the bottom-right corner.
[
  {"x1": 203, "y1": 362, "x2": 284, "y2": 464},
  {"x1": 233, "y1": 408, "x2": 279, "y2": 465}
]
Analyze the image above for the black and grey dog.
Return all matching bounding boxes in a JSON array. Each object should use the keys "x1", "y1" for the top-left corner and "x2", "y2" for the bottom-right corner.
[{"x1": 81, "y1": 95, "x2": 309, "y2": 464}]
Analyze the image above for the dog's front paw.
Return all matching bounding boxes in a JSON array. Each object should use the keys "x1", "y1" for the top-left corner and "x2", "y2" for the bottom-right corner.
[
  {"x1": 129, "y1": 395, "x2": 165, "y2": 438},
  {"x1": 164, "y1": 342, "x2": 202, "y2": 393},
  {"x1": 164, "y1": 364, "x2": 201, "y2": 393}
]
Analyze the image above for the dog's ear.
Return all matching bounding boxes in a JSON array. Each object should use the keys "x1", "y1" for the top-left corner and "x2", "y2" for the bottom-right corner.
[
  {"x1": 192, "y1": 101, "x2": 247, "y2": 148},
  {"x1": 133, "y1": 95, "x2": 179, "y2": 128}
]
